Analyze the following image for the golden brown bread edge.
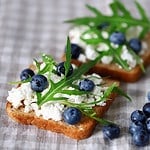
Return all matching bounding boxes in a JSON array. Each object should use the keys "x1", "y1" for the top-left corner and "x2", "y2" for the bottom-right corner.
[
  {"x1": 6, "y1": 79, "x2": 119, "y2": 140},
  {"x1": 63, "y1": 34, "x2": 150, "y2": 82}
]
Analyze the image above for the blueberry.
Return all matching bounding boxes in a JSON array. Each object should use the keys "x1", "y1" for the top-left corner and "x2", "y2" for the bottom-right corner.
[
  {"x1": 132, "y1": 130, "x2": 149, "y2": 146},
  {"x1": 146, "y1": 118, "x2": 150, "y2": 133},
  {"x1": 109, "y1": 32, "x2": 126, "y2": 45},
  {"x1": 63, "y1": 107, "x2": 82, "y2": 125},
  {"x1": 66, "y1": 43, "x2": 82, "y2": 59},
  {"x1": 129, "y1": 121, "x2": 146, "y2": 135},
  {"x1": 56, "y1": 62, "x2": 73, "y2": 77},
  {"x1": 20, "y1": 68, "x2": 35, "y2": 81},
  {"x1": 30, "y1": 74, "x2": 49, "y2": 92},
  {"x1": 102, "y1": 124, "x2": 120, "y2": 140},
  {"x1": 147, "y1": 91, "x2": 150, "y2": 101},
  {"x1": 143, "y1": 103, "x2": 150, "y2": 117},
  {"x1": 130, "y1": 110, "x2": 146, "y2": 123},
  {"x1": 129, "y1": 38, "x2": 142, "y2": 53},
  {"x1": 97, "y1": 22, "x2": 109, "y2": 30},
  {"x1": 79, "y1": 79, "x2": 95, "y2": 91}
]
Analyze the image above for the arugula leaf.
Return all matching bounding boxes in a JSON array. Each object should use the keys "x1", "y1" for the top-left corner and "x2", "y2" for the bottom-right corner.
[
  {"x1": 37, "y1": 54, "x2": 102, "y2": 106},
  {"x1": 64, "y1": 37, "x2": 72, "y2": 77},
  {"x1": 39, "y1": 54, "x2": 55, "y2": 75},
  {"x1": 113, "y1": 86, "x2": 132, "y2": 102},
  {"x1": 86, "y1": 4, "x2": 102, "y2": 17}
]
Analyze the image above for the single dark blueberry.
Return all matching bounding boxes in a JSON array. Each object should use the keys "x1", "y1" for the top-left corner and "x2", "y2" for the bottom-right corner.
[
  {"x1": 20, "y1": 68, "x2": 35, "y2": 81},
  {"x1": 146, "y1": 118, "x2": 150, "y2": 133},
  {"x1": 132, "y1": 130, "x2": 149, "y2": 146},
  {"x1": 143, "y1": 103, "x2": 150, "y2": 117},
  {"x1": 129, "y1": 38, "x2": 142, "y2": 53},
  {"x1": 129, "y1": 121, "x2": 146, "y2": 135},
  {"x1": 65, "y1": 43, "x2": 82, "y2": 59},
  {"x1": 109, "y1": 32, "x2": 126, "y2": 45},
  {"x1": 63, "y1": 107, "x2": 82, "y2": 125},
  {"x1": 97, "y1": 22, "x2": 109, "y2": 30},
  {"x1": 30, "y1": 74, "x2": 49, "y2": 92},
  {"x1": 147, "y1": 91, "x2": 150, "y2": 101},
  {"x1": 56, "y1": 62, "x2": 73, "y2": 77},
  {"x1": 102, "y1": 124, "x2": 120, "y2": 140},
  {"x1": 79, "y1": 79, "x2": 95, "y2": 91},
  {"x1": 130, "y1": 110, "x2": 146, "y2": 123}
]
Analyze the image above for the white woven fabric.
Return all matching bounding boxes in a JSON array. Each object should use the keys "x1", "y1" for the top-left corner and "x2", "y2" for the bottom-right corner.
[{"x1": 0, "y1": 0, "x2": 150, "y2": 149}]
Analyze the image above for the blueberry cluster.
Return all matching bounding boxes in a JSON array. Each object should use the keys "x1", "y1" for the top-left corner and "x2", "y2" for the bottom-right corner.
[
  {"x1": 20, "y1": 68, "x2": 49, "y2": 92},
  {"x1": 109, "y1": 31, "x2": 142, "y2": 53},
  {"x1": 129, "y1": 98, "x2": 150, "y2": 146}
]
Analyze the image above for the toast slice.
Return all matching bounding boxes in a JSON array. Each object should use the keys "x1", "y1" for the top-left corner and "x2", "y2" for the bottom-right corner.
[
  {"x1": 6, "y1": 79, "x2": 119, "y2": 140},
  {"x1": 63, "y1": 33, "x2": 150, "y2": 82}
]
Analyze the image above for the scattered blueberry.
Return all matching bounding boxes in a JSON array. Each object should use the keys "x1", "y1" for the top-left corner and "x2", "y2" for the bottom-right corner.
[
  {"x1": 129, "y1": 121, "x2": 146, "y2": 135},
  {"x1": 56, "y1": 62, "x2": 73, "y2": 77},
  {"x1": 130, "y1": 110, "x2": 146, "y2": 123},
  {"x1": 129, "y1": 38, "x2": 142, "y2": 53},
  {"x1": 102, "y1": 124, "x2": 120, "y2": 140},
  {"x1": 79, "y1": 79, "x2": 95, "y2": 91},
  {"x1": 66, "y1": 43, "x2": 82, "y2": 59},
  {"x1": 20, "y1": 68, "x2": 35, "y2": 81},
  {"x1": 132, "y1": 130, "x2": 149, "y2": 146},
  {"x1": 143, "y1": 103, "x2": 150, "y2": 117},
  {"x1": 63, "y1": 107, "x2": 82, "y2": 125},
  {"x1": 109, "y1": 31, "x2": 126, "y2": 45},
  {"x1": 30, "y1": 74, "x2": 49, "y2": 92},
  {"x1": 147, "y1": 91, "x2": 150, "y2": 101}
]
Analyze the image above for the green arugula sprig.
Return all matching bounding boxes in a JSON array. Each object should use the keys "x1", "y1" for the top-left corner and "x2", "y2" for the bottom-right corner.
[
  {"x1": 65, "y1": 0, "x2": 150, "y2": 37},
  {"x1": 65, "y1": 0, "x2": 150, "y2": 71},
  {"x1": 10, "y1": 37, "x2": 131, "y2": 125},
  {"x1": 33, "y1": 37, "x2": 131, "y2": 125}
]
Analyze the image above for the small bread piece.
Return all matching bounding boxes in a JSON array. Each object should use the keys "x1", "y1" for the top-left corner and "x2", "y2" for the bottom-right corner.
[
  {"x1": 6, "y1": 79, "x2": 119, "y2": 140},
  {"x1": 63, "y1": 34, "x2": 150, "y2": 82}
]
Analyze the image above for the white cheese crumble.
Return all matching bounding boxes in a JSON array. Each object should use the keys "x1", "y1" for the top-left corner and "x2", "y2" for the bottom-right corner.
[
  {"x1": 78, "y1": 54, "x2": 86, "y2": 62},
  {"x1": 7, "y1": 72, "x2": 107, "y2": 121},
  {"x1": 101, "y1": 56, "x2": 113, "y2": 64},
  {"x1": 121, "y1": 45, "x2": 136, "y2": 69},
  {"x1": 85, "y1": 45, "x2": 98, "y2": 60},
  {"x1": 40, "y1": 102, "x2": 64, "y2": 121},
  {"x1": 101, "y1": 31, "x2": 109, "y2": 39},
  {"x1": 96, "y1": 43, "x2": 109, "y2": 52},
  {"x1": 7, "y1": 83, "x2": 35, "y2": 109}
]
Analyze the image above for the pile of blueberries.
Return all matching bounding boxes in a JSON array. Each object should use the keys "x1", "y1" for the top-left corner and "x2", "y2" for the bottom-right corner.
[
  {"x1": 129, "y1": 93, "x2": 150, "y2": 146},
  {"x1": 101, "y1": 92, "x2": 150, "y2": 147}
]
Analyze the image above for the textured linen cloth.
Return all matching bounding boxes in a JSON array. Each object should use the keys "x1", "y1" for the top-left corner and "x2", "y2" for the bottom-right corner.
[{"x1": 0, "y1": 0, "x2": 150, "y2": 149}]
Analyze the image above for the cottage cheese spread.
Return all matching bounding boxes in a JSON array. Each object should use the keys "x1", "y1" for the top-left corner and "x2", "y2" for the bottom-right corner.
[
  {"x1": 69, "y1": 25, "x2": 147, "y2": 70},
  {"x1": 7, "y1": 70, "x2": 107, "y2": 121}
]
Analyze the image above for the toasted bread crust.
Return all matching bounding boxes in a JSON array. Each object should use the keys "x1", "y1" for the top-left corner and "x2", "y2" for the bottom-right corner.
[
  {"x1": 63, "y1": 34, "x2": 150, "y2": 82},
  {"x1": 6, "y1": 80, "x2": 119, "y2": 140}
]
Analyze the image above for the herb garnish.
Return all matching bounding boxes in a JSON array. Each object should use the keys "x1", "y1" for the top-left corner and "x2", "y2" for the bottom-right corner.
[
  {"x1": 9, "y1": 37, "x2": 131, "y2": 125},
  {"x1": 65, "y1": 0, "x2": 150, "y2": 71},
  {"x1": 32, "y1": 37, "x2": 131, "y2": 125}
]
